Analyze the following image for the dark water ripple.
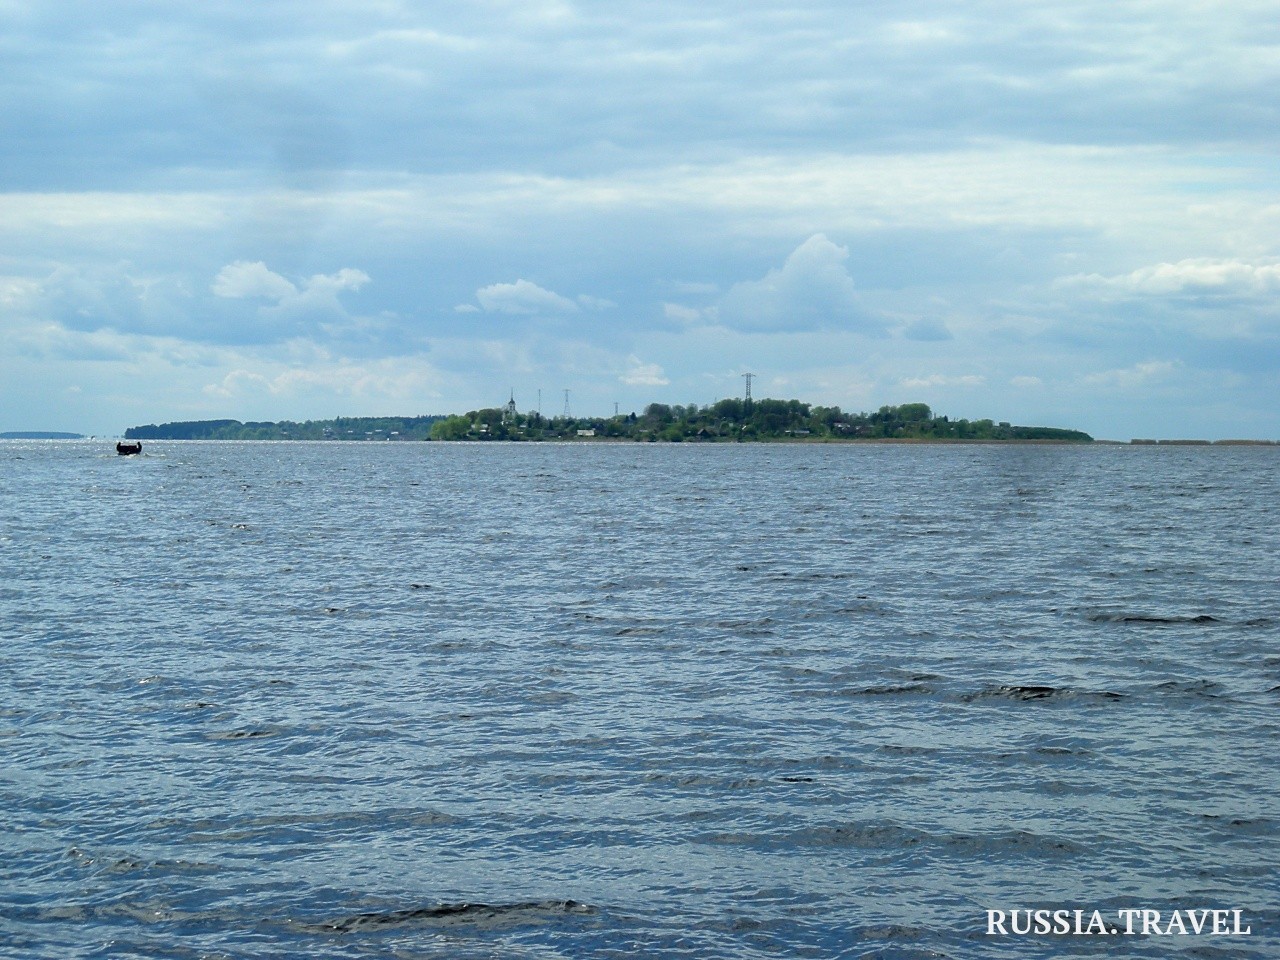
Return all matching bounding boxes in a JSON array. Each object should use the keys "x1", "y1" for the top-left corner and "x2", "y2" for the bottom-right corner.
[{"x1": 1, "y1": 440, "x2": 1277, "y2": 958}]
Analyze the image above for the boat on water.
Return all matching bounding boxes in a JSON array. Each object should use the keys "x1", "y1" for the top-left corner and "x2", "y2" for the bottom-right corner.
[{"x1": 116, "y1": 441, "x2": 142, "y2": 456}]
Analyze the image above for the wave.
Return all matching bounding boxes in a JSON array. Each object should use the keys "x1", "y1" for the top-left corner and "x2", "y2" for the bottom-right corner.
[
  {"x1": 1086, "y1": 612, "x2": 1222, "y2": 625},
  {"x1": 698, "y1": 820, "x2": 1082, "y2": 858},
  {"x1": 832, "y1": 683, "x2": 936, "y2": 697},
  {"x1": 964, "y1": 685, "x2": 1127, "y2": 703},
  {"x1": 1153, "y1": 679, "x2": 1228, "y2": 699},
  {"x1": 316, "y1": 899, "x2": 596, "y2": 933}
]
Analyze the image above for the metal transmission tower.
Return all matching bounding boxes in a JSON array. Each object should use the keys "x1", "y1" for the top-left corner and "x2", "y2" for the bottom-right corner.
[
  {"x1": 563, "y1": 389, "x2": 571, "y2": 418},
  {"x1": 742, "y1": 372, "x2": 755, "y2": 401}
]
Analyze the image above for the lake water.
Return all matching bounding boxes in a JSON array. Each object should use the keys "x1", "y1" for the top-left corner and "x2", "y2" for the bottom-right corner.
[{"x1": 1, "y1": 440, "x2": 1277, "y2": 959}]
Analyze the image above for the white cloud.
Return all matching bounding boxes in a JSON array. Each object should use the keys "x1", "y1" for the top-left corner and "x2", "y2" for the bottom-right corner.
[
  {"x1": 325, "y1": 27, "x2": 481, "y2": 59},
  {"x1": 204, "y1": 369, "x2": 273, "y2": 397},
  {"x1": 1010, "y1": 375, "x2": 1043, "y2": 388},
  {"x1": 899, "y1": 374, "x2": 985, "y2": 389},
  {"x1": 212, "y1": 261, "x2": 297, "y2": 300},
  {"x1": 211, "y1": 261, "x2": 369, "y2": 311},
  {"x1": 1081, "y1": 359, "x2": 1180, "y2": 389},
  {"x1": 718, "y1": 234, "x2": 882, "y2": 333},
  {"x1": 663, "y1": 302, "x2": 714, "y2": 325},
  {"x1": 475, "y1": 279, "x2": 578, "y2": 314},
  {"x1": 672, "y1": 281, "x2": 719, "y2": 295},
  {"x1": 303, "y1": 268, "x2": 370, "y2": 297},
  {"x1": 201, "y1": 351, "x2": 449, "y2": 407},
  {"x1": 577, "y1": 294, "x2": 616, "y2": 310},
  {"x1": 881, "y1": 20, "x2": 957, "y2": 45},
  {"x1": 619, "y1": 355, "x2": 669, "y2": 386},
  {"x1": 0, "y1": 276, "x2": 41, "y2": 309},
  {"x1": 270, "y1": 268, "x2": 369, "y2": 319},
  {"x1": 1059, "y1": 258, "x2": 1280, "y2": 298},
  {"x1": 211, "y1": 262, "x2": 370, "y2": 331}
]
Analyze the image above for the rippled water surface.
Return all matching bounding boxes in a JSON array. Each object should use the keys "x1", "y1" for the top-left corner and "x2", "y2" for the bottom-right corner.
[{"x1": 1, "y1": 440, "x2": 1277, "y2": 958}]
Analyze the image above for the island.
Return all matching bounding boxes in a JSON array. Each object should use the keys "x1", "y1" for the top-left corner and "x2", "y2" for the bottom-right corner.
[{"x1": 125, "y1": 401, "x2": 1093, "y2": 443}]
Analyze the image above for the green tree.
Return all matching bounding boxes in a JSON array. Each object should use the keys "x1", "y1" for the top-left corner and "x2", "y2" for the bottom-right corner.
[{"x1": 430, "y1": 416, "x2": 471, "y2": 440}]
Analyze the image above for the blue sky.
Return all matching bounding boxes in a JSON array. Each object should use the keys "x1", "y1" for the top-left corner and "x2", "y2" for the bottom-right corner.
[{"x1": 2, "y1": 1, "x2": 1278, "y2": 439}]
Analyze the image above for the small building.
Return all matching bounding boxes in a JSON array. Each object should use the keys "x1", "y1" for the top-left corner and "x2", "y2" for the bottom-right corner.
[{"x1": 577, "y1": 428, "x2": 596, "y2": 437}]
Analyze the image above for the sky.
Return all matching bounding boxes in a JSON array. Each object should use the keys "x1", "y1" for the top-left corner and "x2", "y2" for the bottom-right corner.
[{"x1": 2, "y1": 0, "x2": 1278, "y2": 439}]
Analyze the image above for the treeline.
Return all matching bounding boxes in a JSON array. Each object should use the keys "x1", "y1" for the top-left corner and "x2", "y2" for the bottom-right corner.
[
  {"x1": 429, "y1": 400, "x2": 1093, "y2": 443},
  {"x1": 124, "y1": 415, "x2": 443, "y2": 441},
  {"x1": 124, "y1": 401, "x2": 1091, "y2": 443},
  {"x1": 0, "y1": 431, "x2": 85, "y2": 439}
]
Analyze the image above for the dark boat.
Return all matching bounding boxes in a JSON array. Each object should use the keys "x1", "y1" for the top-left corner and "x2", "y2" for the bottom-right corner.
[{"x1": 116, "y1": 441, "x2": 142, "y2": 456}]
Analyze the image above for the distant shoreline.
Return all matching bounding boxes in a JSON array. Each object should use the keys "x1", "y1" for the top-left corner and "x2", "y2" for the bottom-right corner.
[
  {"x1": 122, "y1": 402, "x2": 1097, "y2": 444},
  {"x1": 0, "y1": 431, "x2": 85, "y2": 440},
  {"x1": 95, "y1": 435, "x2": 1278, "y2": 447},
  {"x1": 116, "y1": 404, "x2": 1276, "y2": 446}
]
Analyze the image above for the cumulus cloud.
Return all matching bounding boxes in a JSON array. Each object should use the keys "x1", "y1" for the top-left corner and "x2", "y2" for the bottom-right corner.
[
  {"x1": 211, "y1": 261, "x2": 368, "y2": 311},
  {"x1": 474, "y1": 279, "x2": 578, "y2": 314},
  {"x1": 303, "y1": 268, "x2": 370, "y2": 296},
  {"x1": 212, "y1": 261, "x2": 368, "y2": 302},
  {"x1": 619, "y1": 355, "x2": 669, "y2": 386},
  {"x1": 275, "y1": 268, "x2": 369, "y2": 318},
  {"x1": 204, "y1": 368, "x2": 273, "y2": 398},
  {"x1": 1010, "y1": 375, "x2": 1043, "y2": 388},
  {"x1": 211, "y1": 261, "x2": 297, "y2": 300},
  {"x1": 718, "y1": 235, "x2": 883, "y2": 333},
  {"x1": 210, "y1": 261, "x2": 370, "y2": 332}
]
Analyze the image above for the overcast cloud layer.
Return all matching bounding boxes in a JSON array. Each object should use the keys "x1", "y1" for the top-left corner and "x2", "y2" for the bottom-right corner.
[{"x1": 3, "y1": 0, "x2": 1278, "y2": 438}]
